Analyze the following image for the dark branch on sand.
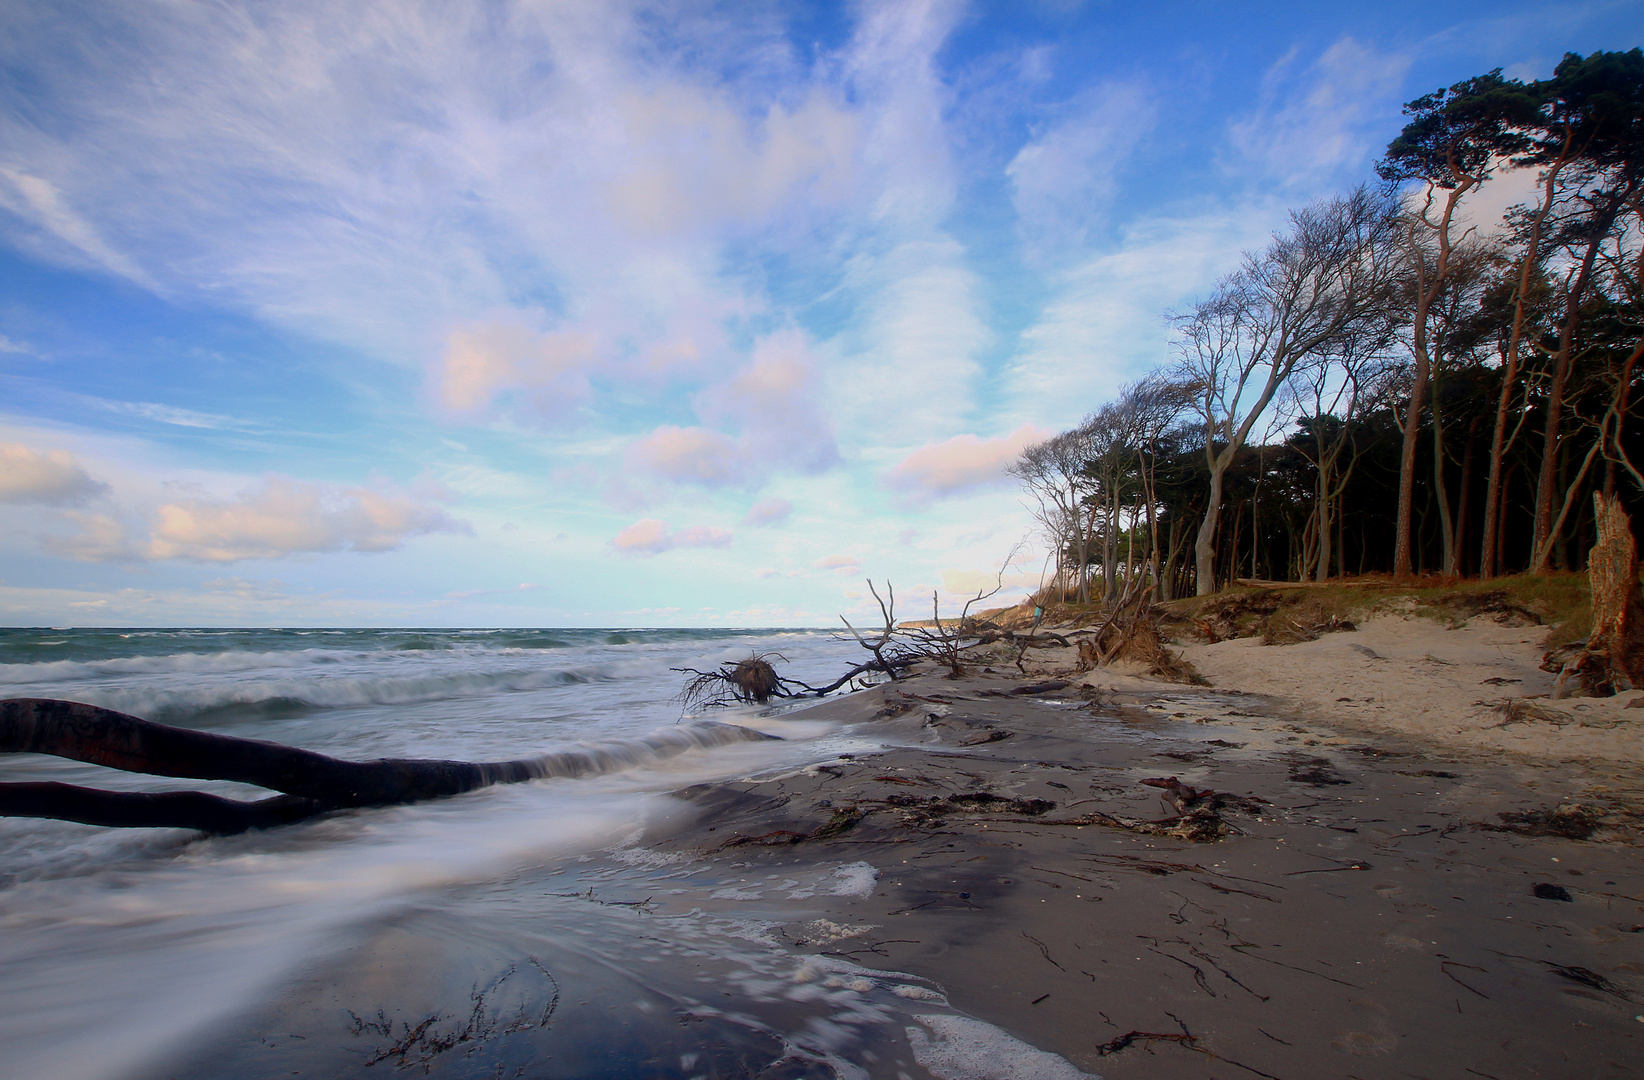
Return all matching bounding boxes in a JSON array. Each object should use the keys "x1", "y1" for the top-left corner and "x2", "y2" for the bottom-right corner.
[{"x1": 0, "y1": 697, "x2": 774, "y2": 836}]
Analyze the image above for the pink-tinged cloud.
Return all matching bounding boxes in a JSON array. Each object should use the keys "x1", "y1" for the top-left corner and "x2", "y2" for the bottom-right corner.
[
  {"x1": 61, "y1": 477, "x2": 465, "y2": 563},
  {"x1": 627, "y1": 330, "x2": 840, "y2": 489},
  {"x1": 743, "y1": 496, "x2": 793, "y2": 526},
  {"x1": 814, "y1": 553, "x2": 862, "y2": 577},
  {"x1": 627, "y1": 426, "x2": 743, "y2": 484},
  {"x1": 705, "y1": 330, "x2": 839, "y2": 474},
  {"x1": 612, "y1": 518, "x2": 733, "y2": 555},
  {"x1": 436, "y1": 317, "x2": 597, "y2": 419},
  {"x1": 0, "y1": 443, "x2": 107, "y2": 505},
  {"x1": 884, "y1": 424, "x2": 1051, "y2": 499}
]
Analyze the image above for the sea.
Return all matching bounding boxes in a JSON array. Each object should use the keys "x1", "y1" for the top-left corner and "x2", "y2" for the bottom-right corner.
[{"x1": 0, "y1": 627, "x2": 1094, "y2": 1080}]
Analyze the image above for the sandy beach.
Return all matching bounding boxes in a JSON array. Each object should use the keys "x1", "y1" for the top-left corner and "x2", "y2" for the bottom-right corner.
[{"x1": 609, "y1": 613, "x2": 1644, "y2": 1079}]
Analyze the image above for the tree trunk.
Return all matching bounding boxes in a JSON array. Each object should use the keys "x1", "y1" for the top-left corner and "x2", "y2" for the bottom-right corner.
[
  {"x1": 1454, "y1": 417, "x2": 1479, "y2": 577},
  {"x1": 1393, "y1": 338, "x2": 1431, "y2": 579},
  {"x1": 1531, "y1": 236, "x2": 1603, "y2": 572},
  {"x1": 0, "y1": 698, "x2": 773, "y2": 835},
  {"x1": 1431, "y1": 385, "x2": 1456, "y2": 575},
  {"x1": 1480, "y1": 155, "x2": 1568, "y2": 578},
  {"x1": 1552, "y1": 494, "x2": 1644, "y2": 696},
  {"x1": 1195, "y1": 456, "x2": 1228, "y2": 597}
]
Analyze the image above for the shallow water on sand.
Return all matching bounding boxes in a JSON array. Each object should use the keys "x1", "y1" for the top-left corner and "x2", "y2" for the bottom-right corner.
[{"x1": 0, "y1": 628, "x2": 1095, "y2": 1080}]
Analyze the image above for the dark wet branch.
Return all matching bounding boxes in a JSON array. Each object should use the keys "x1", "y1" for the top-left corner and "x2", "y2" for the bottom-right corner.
[
  {"x1": 0, "y1": 782, "x2": 327, "y2": 835},
  {"x1": 1, "y1": 697, "x2": 775, "y2": 835}
]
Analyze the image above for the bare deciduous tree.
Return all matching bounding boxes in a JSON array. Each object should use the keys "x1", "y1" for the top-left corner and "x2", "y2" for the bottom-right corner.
[{"x1": 1173, "y1": 188, "x2": 1399, "y2": 595}]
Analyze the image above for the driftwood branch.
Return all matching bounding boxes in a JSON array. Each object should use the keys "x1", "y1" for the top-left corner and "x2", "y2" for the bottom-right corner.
[{"x1": 1, "y1": 697, "x2": 774, "y2": 836}]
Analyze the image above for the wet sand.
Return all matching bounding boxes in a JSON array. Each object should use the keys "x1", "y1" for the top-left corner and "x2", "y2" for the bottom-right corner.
[{"x1": 639, "y1": 658, "x2": 1644, "y2": 1079}]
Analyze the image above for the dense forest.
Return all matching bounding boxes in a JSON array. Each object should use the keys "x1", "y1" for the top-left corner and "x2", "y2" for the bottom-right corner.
[{"x1": 1013, "y1": 50, "x2": 1644, "y2": 601}]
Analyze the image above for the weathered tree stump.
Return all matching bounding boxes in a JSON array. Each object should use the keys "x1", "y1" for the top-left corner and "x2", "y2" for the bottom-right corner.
[{"x1": 1553, "y1": 495, "x2": 1644, "y2": 697}]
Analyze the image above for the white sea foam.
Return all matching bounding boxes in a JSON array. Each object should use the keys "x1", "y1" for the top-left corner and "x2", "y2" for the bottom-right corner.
[{"x1": 908, "y1": 1014, "x2": 1099, "y2": 1079}]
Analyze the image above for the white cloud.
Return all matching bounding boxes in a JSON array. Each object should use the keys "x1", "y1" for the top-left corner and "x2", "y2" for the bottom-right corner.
[
  {"x1": 884, "y1": 424, "x2": 1051, "y2": 500},
  {"x1": 743, "y1": 496, "x2": 793, "y2": 526},
  {"x1": 828, "y1": 236, "x2": 990, "y2": 441},
  {"x1": 1008, "y1": 81, "x2": 1155, "y2": 254},
  {"x1": 996, "y1": 207, "x2": 1276, "y2": 429},
  {"x1": 0, "y1": 443, "x2": 108, "y2": 505},
  {"x1": 0, "y1": 0, "x2": 890, "y2": 396},
  {"x1": 58, "y1": 476, "x2": 464, "y2": 563},
  {"x1": 611, "y1": 517, "x2": 732, "y2": 554},
  {"x1": 1226, "y1": 38, "x2": 1410, "y2": 191}
]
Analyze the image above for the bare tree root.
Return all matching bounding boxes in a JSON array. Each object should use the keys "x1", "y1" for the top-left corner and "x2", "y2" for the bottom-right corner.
[{"x1": 1073, "y1": 590, "x2": 1207, "y2": 685}]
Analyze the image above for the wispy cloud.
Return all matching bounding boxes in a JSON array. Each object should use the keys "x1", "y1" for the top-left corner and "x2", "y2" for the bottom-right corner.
[
  {"x1": 0, "y1": 167, "x2": 157, "y2": 288},
  {"x1": 627, "y1": 329, "x2": 838, "y2": 486},
  {"x1": 1225, "y1": 37, "x2": 1410, "y2": 192},
  {"x1": 1008, "y1": 81, "x2": 1156, "y2": 256},
  {"x1": 92, "y1": 400, "x2": 242, "y2": 430}
]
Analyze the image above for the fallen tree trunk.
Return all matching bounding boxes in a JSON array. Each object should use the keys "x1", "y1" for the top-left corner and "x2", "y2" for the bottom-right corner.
[
  {"x1": 1, "y1": 697, "x2": 775, "y2": 835},
  {"x1": 1, "y1": 697, "x2": 540, "y2": 806},
  {"x1": 0, "y1": 782, "x2": 326, "y2": 834}
]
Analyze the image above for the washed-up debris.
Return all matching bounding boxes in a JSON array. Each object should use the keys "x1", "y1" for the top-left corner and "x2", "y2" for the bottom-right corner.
[
  {"x1": 1533, "y1": 882, "x2": 1574, "y2": 902},
  {"x1": 871, "y1": 699, "x2": 919, "y2": 720},
  {"x1": 1476, "y1": 802, "x2": 1644, "y2": 842},
  {"x1": 877, "y1": 791, "x2": 1055, "y2": 829},
  {"x1": 1287, "y1": 757, "x2": 1350, "y2": 786},
  {"x1": 1491, "y1": 696, "x2": 1575, "y2": 727},
  {"x1": 717, "y1": 805, "x2": 868, "y2": 849},
  {"x1": 1010, "y1": 680, "x2": 1070, "y2": 696},
  {"x1": 1077, "y1": 776, "x2": 1272, "y2": 842},
  {"x1": 1262, "y1": 612, "x2": 1355, "y2": 645},
  {"x1": 1547, "y1": 964, "x2": 1632, "y2": 998},
  {"x1": 1432, "y1": 589, "x2": 1542, "y2": 628}
]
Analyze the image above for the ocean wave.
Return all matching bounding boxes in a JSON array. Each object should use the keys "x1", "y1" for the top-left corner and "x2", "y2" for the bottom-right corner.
[
  {"x1": 0, "y1": 648, "x2": 364, "y2": 684},
  {"x1": 512, "y1": 719, "x2": 777, "y2": 780},
  {"x1": 3, "y1": 664, "x2": 629, "y2": 723},
  {"x1": 0, "y1": 643, "x2": 601, "y2": 685}
]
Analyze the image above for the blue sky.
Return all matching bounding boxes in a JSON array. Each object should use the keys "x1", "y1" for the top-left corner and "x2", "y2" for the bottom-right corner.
[{"x1": 0, "y1": 0, "x2": 1636, "y2": 627}]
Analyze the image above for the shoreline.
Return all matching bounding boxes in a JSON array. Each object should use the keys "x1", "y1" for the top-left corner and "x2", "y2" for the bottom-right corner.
[
  {"x1": 631, "y1": 615, "x2": 1644, "y2": 1078},
  {"x1": 123, "y1": 617, "x2": 1644, "y2": 1079}
]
